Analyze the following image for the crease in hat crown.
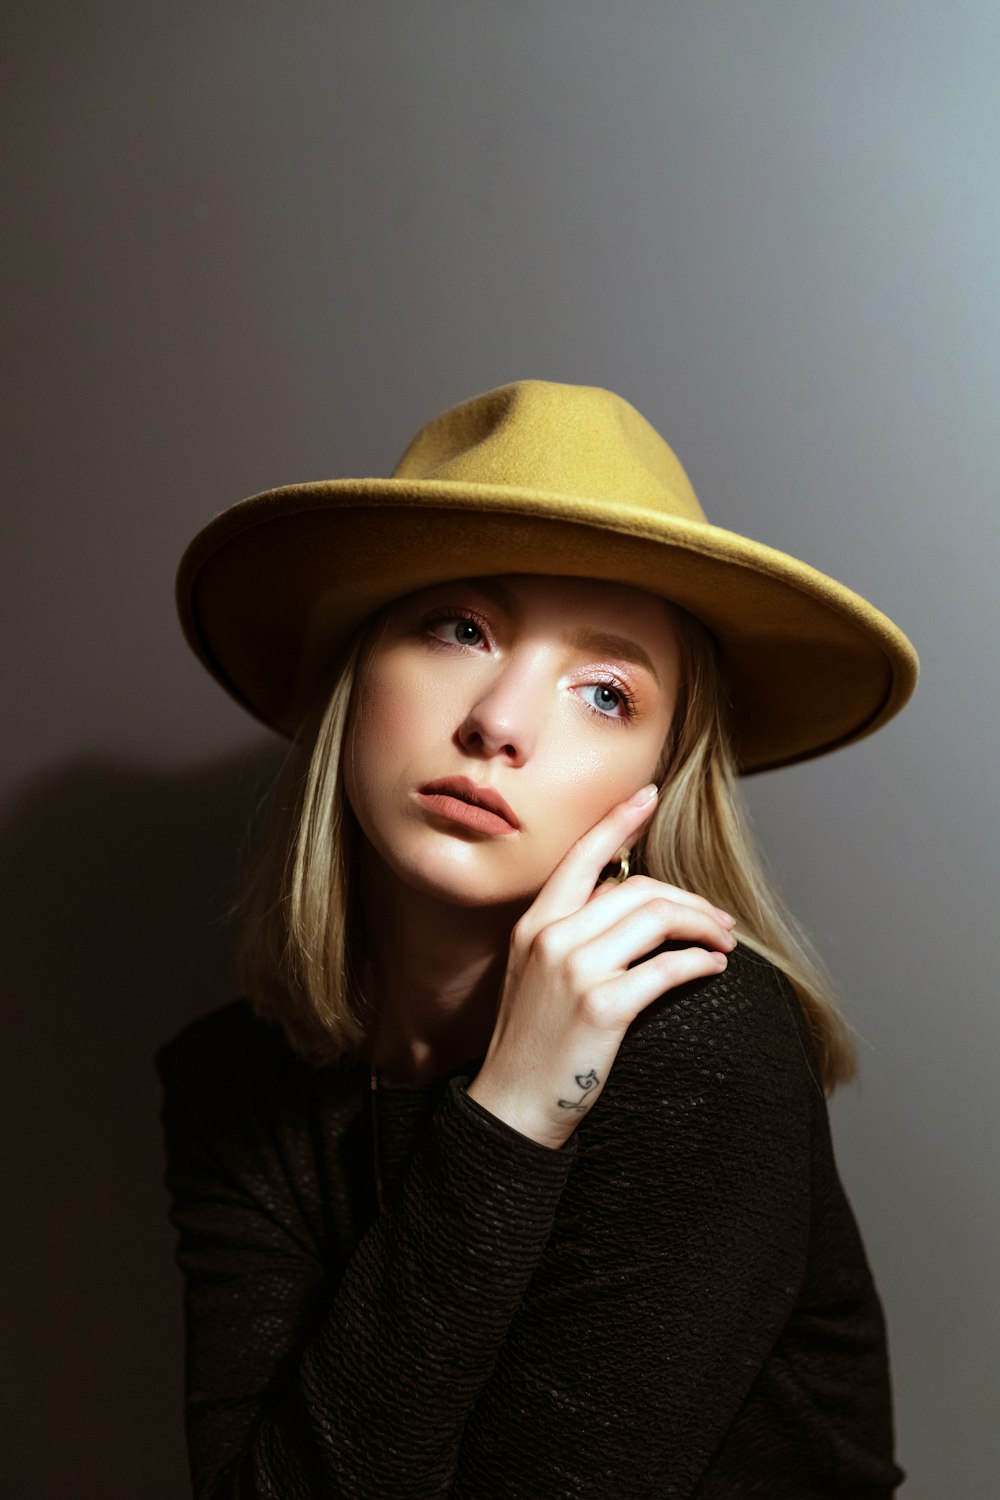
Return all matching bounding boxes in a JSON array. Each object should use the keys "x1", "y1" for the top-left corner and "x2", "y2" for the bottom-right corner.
[{"x1": 388, "y1": 379, "x2": 709, "y2": 522}]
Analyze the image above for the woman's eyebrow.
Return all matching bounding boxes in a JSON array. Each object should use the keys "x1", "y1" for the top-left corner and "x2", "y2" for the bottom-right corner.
[
  {"x1": 467, "y1": 578, "x2": 662, "y2": 686},
  {"x1": 565, "y1": 628, "x2": 661, "y2": 686}
]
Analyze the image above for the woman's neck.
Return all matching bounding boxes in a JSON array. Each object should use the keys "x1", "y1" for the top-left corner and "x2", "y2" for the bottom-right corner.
[{"x1": 355, "y1": 842, "x2": 524, "y2": 1085}]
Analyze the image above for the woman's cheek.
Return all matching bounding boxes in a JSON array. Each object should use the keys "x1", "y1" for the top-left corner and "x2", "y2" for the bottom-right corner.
[
  {"x1": 357, "y1": 667, "x2": 424, "y2": 745},
  {"x1": 539, "y1": 790, "x2": 604, "y2": 866}
]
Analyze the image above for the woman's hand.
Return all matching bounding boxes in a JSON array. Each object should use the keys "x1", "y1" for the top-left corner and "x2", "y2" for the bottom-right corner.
[{"x1": 465, "y1": 784, "x2": 737, "y2": 1149}]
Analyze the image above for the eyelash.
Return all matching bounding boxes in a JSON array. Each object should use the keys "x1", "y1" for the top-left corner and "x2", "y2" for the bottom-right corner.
[{"x1": 420, "y1": 608, "x2": 639, "y2": 724}]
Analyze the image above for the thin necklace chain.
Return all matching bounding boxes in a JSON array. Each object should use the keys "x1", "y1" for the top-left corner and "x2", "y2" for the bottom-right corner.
[
  {"x1": 369, "y1": 1061, "x2": 385, "y2": 1216},
  {"x1": 358, "y1": 956, "x2": 386, "y2": 1217}
]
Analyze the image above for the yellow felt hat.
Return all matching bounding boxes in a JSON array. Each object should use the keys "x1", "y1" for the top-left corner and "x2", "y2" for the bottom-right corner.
[{"x1": 176, "y1": 378, "x2": 919, "y2": 775}]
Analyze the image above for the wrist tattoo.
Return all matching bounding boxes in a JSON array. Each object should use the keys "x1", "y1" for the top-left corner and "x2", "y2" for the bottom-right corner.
[{"x1": 557, "y1": 1069, "x2": 600, "y2": 1112}]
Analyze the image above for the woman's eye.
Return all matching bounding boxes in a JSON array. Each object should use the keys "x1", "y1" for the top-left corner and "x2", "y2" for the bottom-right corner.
[
  {"x1": 426, "y1": 614, "x2": 486, "y2": 647},
  {"x1": 580, "y1": 682, "x2": 630, "y2": 719}
]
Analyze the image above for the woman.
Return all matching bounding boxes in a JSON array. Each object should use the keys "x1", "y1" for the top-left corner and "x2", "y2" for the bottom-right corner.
[{"x1": 157, "y1": 379, "x2": 917, "y2": 1497}]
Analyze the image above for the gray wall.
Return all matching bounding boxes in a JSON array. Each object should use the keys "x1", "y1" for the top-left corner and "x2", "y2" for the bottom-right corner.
[{"x1": 4, "y1": 2, "x2": 996, "y2": 1494}]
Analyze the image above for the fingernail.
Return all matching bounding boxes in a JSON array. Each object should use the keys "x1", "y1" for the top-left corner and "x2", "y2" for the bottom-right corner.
[
  {"x1": 629, "y1": 783, "x2": 658, "y2": 806},
  {"x1": 716, "y1": 909, "x2": 735, "y2": 927}
]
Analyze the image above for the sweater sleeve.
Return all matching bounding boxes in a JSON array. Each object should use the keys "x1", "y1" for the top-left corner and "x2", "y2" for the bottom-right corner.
[
  {"x1": 448, "y1": 947, "x2": 818, "y2": 1498},
  {"x1": 156, "y1": 1025, "x2": 578, "y2": 1499}
]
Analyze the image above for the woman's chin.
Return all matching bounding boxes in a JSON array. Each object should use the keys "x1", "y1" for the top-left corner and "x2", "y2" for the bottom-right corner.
[
  {"x1": 376, "y1": 844, "x2": 539, "y2": 910},
  {"x1": 354, "y1": 815, "x2": 555, "y2": 910},
  {"x1": 407, "y1": 865, "x2": 537, "y2": 910}
]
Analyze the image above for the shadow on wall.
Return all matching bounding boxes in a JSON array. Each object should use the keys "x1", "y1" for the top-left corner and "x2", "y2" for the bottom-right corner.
[{"x1": 0, "y1": 738, "x2": 286, "y2": 1500}]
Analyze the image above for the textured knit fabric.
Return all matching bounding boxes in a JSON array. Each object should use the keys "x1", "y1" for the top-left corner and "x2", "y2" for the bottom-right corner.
[{"x1": 155, "y1": 943, "x2": 905, "y2": 1498}]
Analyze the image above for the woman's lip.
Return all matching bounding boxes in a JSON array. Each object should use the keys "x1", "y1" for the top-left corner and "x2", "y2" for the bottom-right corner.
[
  {"x1": 419, "y1": 776, "x2": 520, "y2": 828},
  {"x1": 416, "y1": 792, "x2": 519, "y2": 837}
]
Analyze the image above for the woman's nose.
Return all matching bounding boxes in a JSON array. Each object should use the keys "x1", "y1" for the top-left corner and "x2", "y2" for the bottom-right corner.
[{"x1": 456, "y1": 664, "x2": 543, "y2": 764}]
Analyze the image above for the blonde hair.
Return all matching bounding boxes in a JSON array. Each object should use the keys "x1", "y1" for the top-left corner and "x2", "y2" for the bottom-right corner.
[{"x1": 233, "y1": 597, "x2": 858, "y2": 1092}]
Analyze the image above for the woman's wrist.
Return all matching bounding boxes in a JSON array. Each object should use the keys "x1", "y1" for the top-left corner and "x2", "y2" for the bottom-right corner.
[{"x1": 465, "y1": 1074, "x2": 568, "y2": 1151}]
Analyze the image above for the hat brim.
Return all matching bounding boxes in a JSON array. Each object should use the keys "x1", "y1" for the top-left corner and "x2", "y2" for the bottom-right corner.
[{"x1": 176, "y1": 477, "x2": 919, "y2": 776}]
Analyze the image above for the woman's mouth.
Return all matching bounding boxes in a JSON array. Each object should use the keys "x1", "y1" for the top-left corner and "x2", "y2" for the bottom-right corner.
[{"x1": 416, "y1": 778, "x2": 520, "y2": 836}]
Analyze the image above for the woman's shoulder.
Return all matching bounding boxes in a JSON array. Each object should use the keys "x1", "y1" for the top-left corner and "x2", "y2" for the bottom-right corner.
[
  {"x1": 153, "y1": 997, "x2": 311, "y2": 1104},
  {"x1": 572, "y1": 942, "x2": 824, "y2": 1255},
  {"x1": 618, "y1": 939, "x2": 826, "y2": 1113}
]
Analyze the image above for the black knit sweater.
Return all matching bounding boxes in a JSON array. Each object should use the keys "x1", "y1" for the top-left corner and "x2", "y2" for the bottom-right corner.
[{"x1": 155, "y1": 943, "x2": 905, "y2": 1498}]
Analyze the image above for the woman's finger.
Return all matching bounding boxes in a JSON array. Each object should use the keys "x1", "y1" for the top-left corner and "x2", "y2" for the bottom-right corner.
[
  {"x1": 542, "y1": 885, "x2": 736, "y2": 971},
  {"x1": 585, "y1": 872, "x2": 733, "y2": 928},
  {"x1": 583, "y1": 942, "x2": 731, "y2": 1032}
]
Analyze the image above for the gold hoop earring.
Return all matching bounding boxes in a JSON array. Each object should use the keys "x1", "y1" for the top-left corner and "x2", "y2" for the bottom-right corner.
[{"x1": 610, "y1": 844, "x2": 631, "y2": 883}]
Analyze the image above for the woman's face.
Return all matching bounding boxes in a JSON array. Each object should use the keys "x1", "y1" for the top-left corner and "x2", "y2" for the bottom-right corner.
[{"x1": 343, "y1": 573, "x2": 683, "y2": 907}]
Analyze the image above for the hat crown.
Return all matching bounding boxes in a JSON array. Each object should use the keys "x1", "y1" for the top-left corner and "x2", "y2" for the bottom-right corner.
[{"x1": 390, "y1": 379, "x2": 708, "y2": 523}]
